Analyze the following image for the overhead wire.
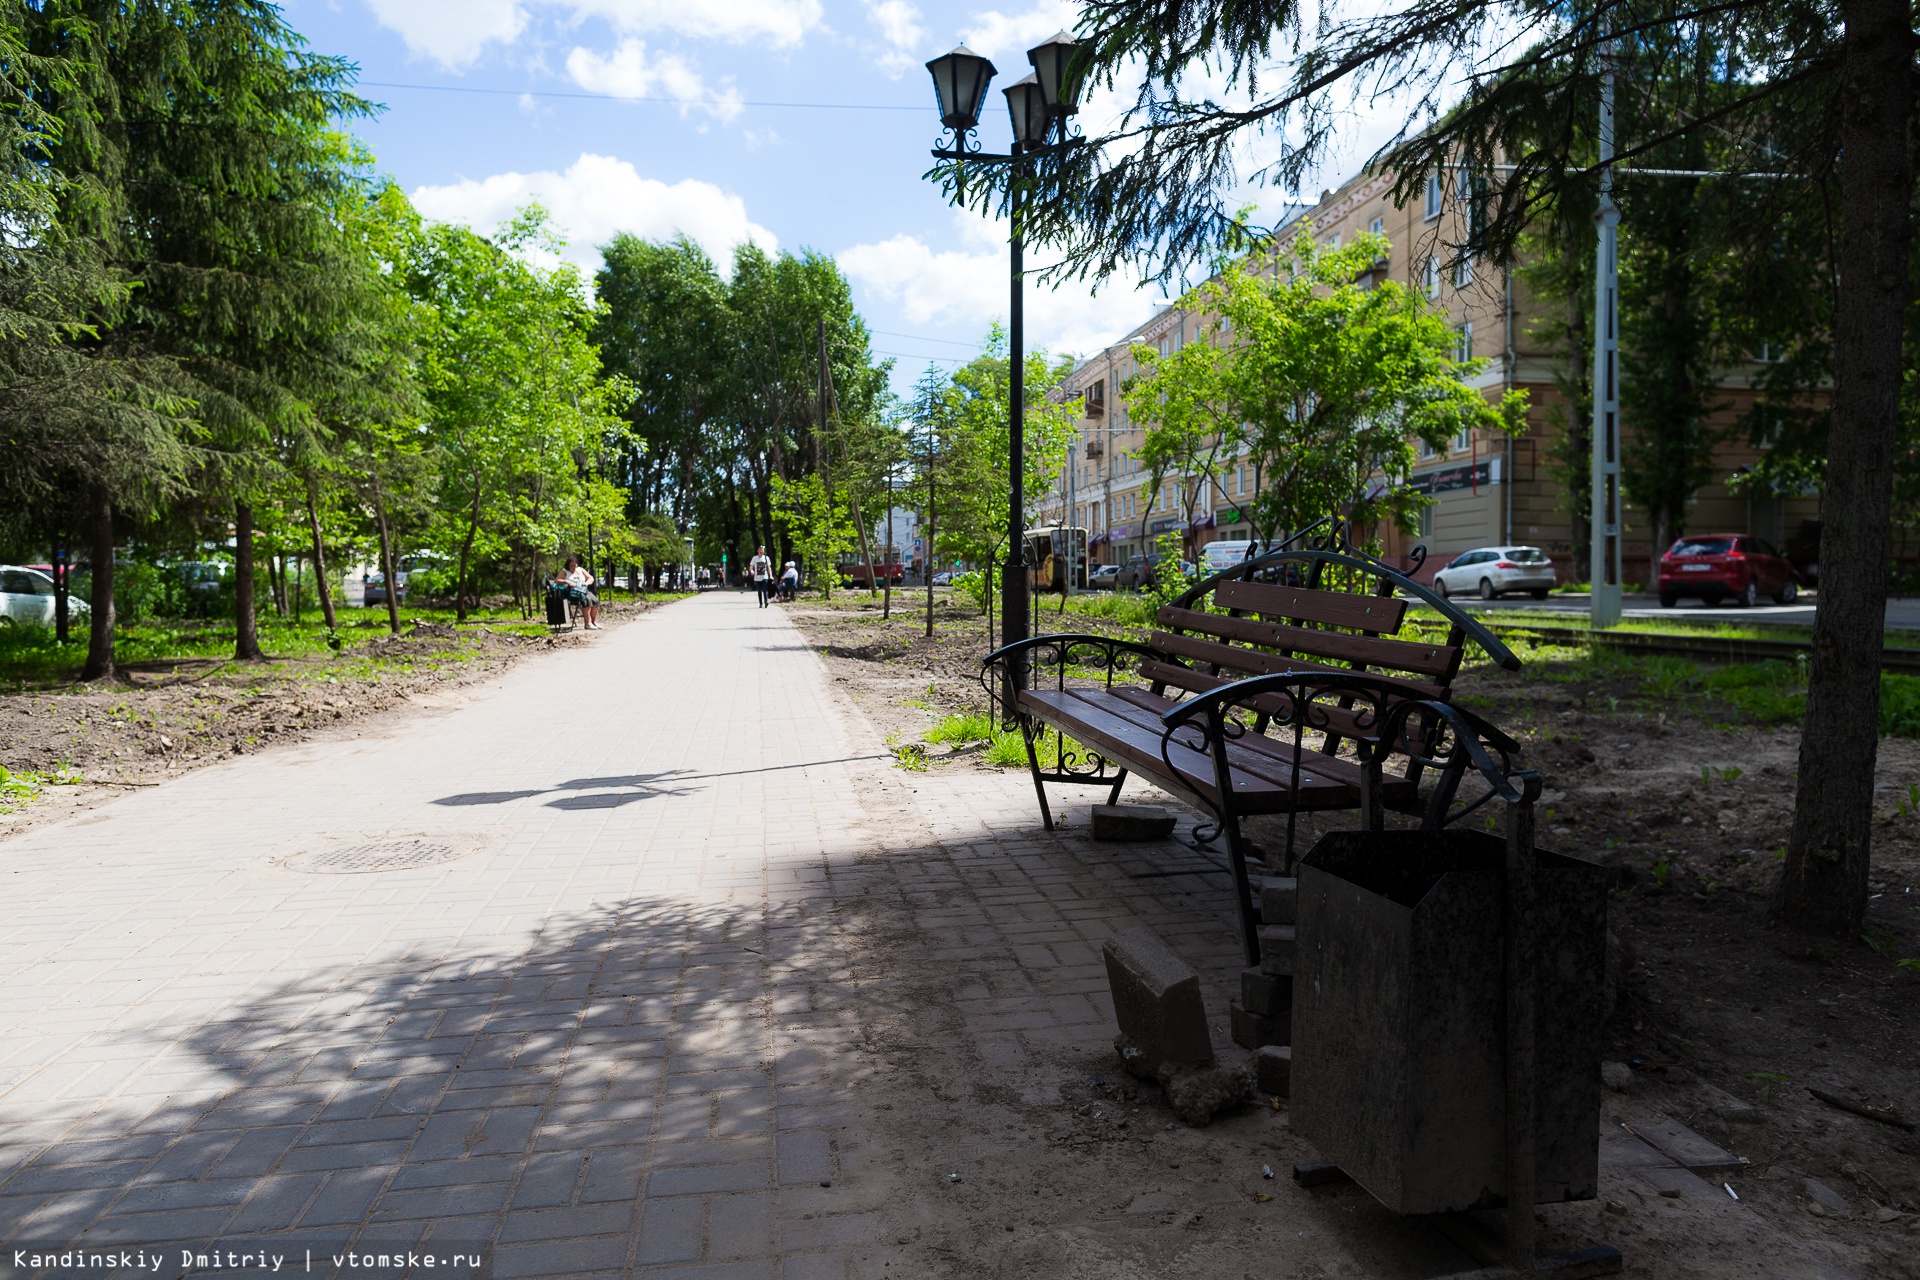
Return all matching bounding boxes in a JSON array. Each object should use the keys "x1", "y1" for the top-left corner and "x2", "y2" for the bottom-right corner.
[{"x1": 358, "y1": 80, "x2": 924, "y2": 113}]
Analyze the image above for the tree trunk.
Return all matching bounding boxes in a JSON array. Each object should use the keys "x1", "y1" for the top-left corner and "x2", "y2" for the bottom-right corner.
[
  {"x1": 80, "y1": 483, "x2": 115, "y2": 682},
  {"x1": 234, "y1": 500, "x2": 264, "y2": 661},
  {"x1": 372, "y1": 483, "x2": 401, "y2": 636},
  {"x1": 303, "y1": 481, "x2": 338, "y2": 632},
  {"x1": 454, "y1": 477, "x2": 483, "y2": 624},
  {"x1": 1776, "y1": 0, "x2": 1915, "y2": 936}
]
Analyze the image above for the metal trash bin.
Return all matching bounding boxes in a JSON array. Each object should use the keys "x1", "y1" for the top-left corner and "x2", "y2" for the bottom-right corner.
[{"x1": 1291, "y1": 828, "x2": 1608, "y2": 1216}]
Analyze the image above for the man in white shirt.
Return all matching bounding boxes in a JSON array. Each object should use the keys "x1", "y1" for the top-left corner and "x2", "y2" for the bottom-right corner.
[
  {"x1": 564, "y1": 557, "x2": 600, "y2": 629},
  {"x1": 749, "y1": 546, "x2": 774, "y2": 608}
]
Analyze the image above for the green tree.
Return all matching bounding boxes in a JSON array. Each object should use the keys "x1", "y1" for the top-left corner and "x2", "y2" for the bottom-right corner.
[
  {"x1": 1131, "y1": 227, "x2": 1524, "y2": 551},
  {"x1": 769, "y1": 473, "x2": 855, "y2": 598},
  {"x1": 405, "y1": 209, "x2": 634, "y2": 621},
  {"x1": 1125, "y1": 313, "x2": 1241, "y2": 557},
  {"x1": 922, "y1": 329, "x2": 1078, "y2": 615}
]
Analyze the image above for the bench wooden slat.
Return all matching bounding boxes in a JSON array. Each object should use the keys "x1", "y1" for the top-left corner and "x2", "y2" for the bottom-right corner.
[
  {"x1": 1132, "y1": 661, "x2": 1375, "y2": 742},
  {"x1": 1066, "y1": 686, "x2": 1420, "y2": 811},
  {"x1": 1157, "y1": 606, "x2": 1461, "y2": 679},
  {"x1": 1052, "y1": 687, "x2": 1367, "y2": 805},
  {"x1": 1214, "y1": 579, "x2": 1408, "y2": 633},
  {"x1": 1019, "y1": 688, "x2": 1264, "y2": 807},
  {"x1": 1148, "y1": 630, "x2": 1444, "y2": 700}
]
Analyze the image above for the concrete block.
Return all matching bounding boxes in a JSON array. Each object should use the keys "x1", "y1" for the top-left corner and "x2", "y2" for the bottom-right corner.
[
  {"x1": 1260, "y1": 877, "x2": 1298, "y2": 925},
  {"x1": 1239, "y1": 968, "x2": 1291, "y2": 1018},
  {"x1": 1090, "y1": 805, "x2": 1177, "y2": 841},
  {"x1": 1103, "y1": 927, "x2": 1212, "y2": 1082},
  {"x1": 1257, "y1": 924, "x2": 1296, "y2": 976},
  {"x1": 1254, "y1": 1044, "x2": 1292, "y2": 1097},
  {"x1": 1229, "y1": 1000, "x2": 1290, "y2": 1050}
]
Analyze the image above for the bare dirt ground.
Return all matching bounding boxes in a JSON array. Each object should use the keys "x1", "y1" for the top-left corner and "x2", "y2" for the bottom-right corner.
[
  {"x1": 0, "y1": 598, "x2": 668, "y2": 842},
  {"x1": 788, "y1": 588, "x2": 1920, "y2": 1279}
]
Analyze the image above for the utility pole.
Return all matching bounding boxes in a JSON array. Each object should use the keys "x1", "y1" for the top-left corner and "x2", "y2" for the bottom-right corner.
[
  {"x1": 1589, "y1": 33, "x2": 1625, "y2": 627},
  {"x1": 884, "y1": 462, "x2": 894, "y2": 621}
]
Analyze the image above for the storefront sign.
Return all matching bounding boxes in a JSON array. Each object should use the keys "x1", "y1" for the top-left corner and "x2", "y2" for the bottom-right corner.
[
  {"x1": 1148, "y1": 518, "x2": 1181, "y2": 535},
  {"x1": 1408, "y1": 459, "x2": 1500, "y2": 496}
]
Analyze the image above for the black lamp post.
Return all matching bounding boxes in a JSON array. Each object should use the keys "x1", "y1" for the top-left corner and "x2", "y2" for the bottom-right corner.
[{"x1": 925, "y1": 31, "x2": 1083, "y2": 717}]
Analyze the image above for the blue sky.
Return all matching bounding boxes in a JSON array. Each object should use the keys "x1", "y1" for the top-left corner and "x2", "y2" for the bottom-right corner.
[{"x1": 285, "y1": 0, "x2": 1384, "y2": 391}]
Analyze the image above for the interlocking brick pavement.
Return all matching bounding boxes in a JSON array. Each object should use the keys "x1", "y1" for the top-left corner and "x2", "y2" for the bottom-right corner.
[{"x1": 0, "y1": 591, "x2": 1287, "y2": 1278}]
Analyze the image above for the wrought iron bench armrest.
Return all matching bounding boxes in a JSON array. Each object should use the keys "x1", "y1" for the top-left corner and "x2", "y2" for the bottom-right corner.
[{"x1": 979, "y1": 633, "x2": 1183, "y2": 722}]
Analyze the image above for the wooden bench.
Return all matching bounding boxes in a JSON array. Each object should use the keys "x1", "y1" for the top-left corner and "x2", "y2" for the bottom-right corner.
[{"x1": 981, "y1": 545, "x2": 1525, "y2": 962}]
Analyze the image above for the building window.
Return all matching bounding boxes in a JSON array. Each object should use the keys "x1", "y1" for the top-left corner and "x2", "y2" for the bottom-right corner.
[
  {"x1": 1424, "y1": 173, "x2": 1442, "y2": 221},
  {"x1": 1453, "y1": 255, "x2": 1474, "y2": 287},
  {"x1": 1424, "y1": 257, "x2": 1441, "y2": 298},
  {"x1": 1456, "y1": 321, "x2": 1473, "y2": 362},
  {"x1": 1418, "y1": 436, "x2": 1436, "y2": 460},
  {"x1": 1369, "y1": 216, "x2": 1384, "y2": 236},
  {"x1": 1452, "y1": 427, "x2": 1473, "y2": 453}
]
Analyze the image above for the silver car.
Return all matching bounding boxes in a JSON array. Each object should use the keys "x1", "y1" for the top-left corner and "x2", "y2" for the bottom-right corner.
[
  {"x1": 1431, "y1": 546, "x2": 1557, "y2": 600},
  {"x1": 0, "y1": 565, "x2": 89, "y2": 627}
]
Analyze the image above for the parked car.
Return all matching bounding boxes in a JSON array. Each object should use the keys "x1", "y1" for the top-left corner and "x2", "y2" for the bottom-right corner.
[
  {"x1": 931, "y1": 570, "x2": 956, "y2": 586},
  {"x1": 1657, "y1": 534, "x2": 1797, "y2": 607},
  {"x1": 1114, "y1": 554, "x2": 1196, "y2": 590},
  {"x1": 362, "y1": 570, "x2": 408, "y2": 607},
  {"x1": 0, "y1": 565, "x2": 89, "y2": 627},
  {"x1": 1089, "y1": 563, "x2": 1122, "y2": 590},
  {"x1": 1431, "y1": 546, "x2": 1557, "y2": 600}
]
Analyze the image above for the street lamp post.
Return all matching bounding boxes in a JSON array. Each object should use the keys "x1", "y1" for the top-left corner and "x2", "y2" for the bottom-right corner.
[{"x1": 925, "y1": 33, "x2": 1083, "y2": 716}]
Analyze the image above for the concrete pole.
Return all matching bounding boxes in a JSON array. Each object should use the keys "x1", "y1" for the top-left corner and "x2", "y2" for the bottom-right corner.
[{"x1": 1590, "y1": 35, "x2": 1625, "y2": 627}]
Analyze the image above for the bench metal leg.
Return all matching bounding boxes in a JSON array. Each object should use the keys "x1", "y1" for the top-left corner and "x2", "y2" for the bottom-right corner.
[
  {"x1": 1020, "y1": 720, "x2": 1055, "y2": 831},
  {"x1": 1104, "y1": 769, "x2": 1128, "y2": 806},
  {"x1": 1219, "y1": 807, "x2": 1263, "y2": 966}
]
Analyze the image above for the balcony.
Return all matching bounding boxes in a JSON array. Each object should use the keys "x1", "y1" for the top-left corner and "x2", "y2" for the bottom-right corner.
[{"x1": 1085, "y1": 439, "x2": 1104, "y2": 459}]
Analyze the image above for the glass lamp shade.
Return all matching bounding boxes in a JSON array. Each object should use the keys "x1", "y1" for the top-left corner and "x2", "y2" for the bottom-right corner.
[
  {"x1": 1004, "y1": 72, "x2": 1050, "y2": 149},
  {"x1": 926, "y1": 45, "x2": 996, "y2": 131},
  {"x1": 1026, "y1": 31, "x2": 1084, "y2": 115}
]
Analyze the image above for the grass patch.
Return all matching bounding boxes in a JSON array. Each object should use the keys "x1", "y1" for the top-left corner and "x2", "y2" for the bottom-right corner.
[
  {"x1": 925, "y1": 709, "x2": 1088, "y2": 768},
  {"x1": 1057, "y1": 592, "x2": 1161, "y2": 629},
  {"x1": 0, "y1": 762, "x2": 82, "y2": 814}
]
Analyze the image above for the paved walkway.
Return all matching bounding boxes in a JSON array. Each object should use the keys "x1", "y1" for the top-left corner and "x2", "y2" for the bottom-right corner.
[{"x1": 0, "y1": 592, "x2": 1264, "y2": 1280}]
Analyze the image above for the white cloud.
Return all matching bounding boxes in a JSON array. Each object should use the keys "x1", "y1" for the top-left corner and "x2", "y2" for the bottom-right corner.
[
  {"x1": 566, "y1": 40, "x2": 743, "y2": 120},
  {"x1": 865, "y1": 0, "x2": 927, "y2": 75},
  {"x1": 570, "y1": 0, "x2": 824, "y2": 46},
  {"x1": 363, "y1": 0, "x2": 527, "y2": 68},
  {"x1": 841, "y1": 212, "x2": 1160, "y2": 362},
  {"x1": 409, "y1": 153, "x2": 777, "y2": 276},
  {"x1": 366, "y1": 0, "x2": 823, "y2": 68},
  {"x1": 956, "y1": 0, "x2": 1077, "y2": 61}
]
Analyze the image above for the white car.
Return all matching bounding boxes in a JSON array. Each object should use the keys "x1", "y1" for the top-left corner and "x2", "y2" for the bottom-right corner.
[
  {"x1": 1430, "y1": 546, "x2": 1557, "y2": 601},
  {"x1": 0, "y1": 565, "x2": 88, "y2": 626}
]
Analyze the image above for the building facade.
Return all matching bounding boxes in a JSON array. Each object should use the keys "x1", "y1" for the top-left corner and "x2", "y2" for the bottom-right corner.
[{"x1": 1043, "y1": 166, "x2": 1826, "y2": 584}]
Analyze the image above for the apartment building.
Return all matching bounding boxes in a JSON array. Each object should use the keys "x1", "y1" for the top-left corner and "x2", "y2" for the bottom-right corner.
[{"x1": 1046, "y1": 166, "x2": 1825, "y2": 583}]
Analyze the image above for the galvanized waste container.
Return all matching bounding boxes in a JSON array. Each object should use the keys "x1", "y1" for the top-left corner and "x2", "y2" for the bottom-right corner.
[{"x1": 1291, "y1": 828, "x2": 1608, "y2": 1216}]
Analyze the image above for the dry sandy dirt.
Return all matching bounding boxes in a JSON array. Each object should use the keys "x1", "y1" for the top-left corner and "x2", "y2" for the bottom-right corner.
[{"x1": 786, "y1": 588, "x2": 1920, "y2": 1279}]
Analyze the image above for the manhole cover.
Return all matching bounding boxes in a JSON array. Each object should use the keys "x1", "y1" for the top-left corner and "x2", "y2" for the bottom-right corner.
[{"x1": 285, "y1": 839, "x2": 467, "y2": 875}]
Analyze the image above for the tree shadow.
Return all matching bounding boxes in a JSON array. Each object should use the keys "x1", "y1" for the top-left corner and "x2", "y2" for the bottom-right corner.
[{"x1": 0, "y1": 821, "x2": 1484, "y2": 1279}]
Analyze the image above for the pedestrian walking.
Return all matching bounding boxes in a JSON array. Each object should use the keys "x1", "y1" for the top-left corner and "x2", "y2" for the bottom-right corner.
[{"x1": 749, "y1": 546, "x2": 774, "y2": 608}]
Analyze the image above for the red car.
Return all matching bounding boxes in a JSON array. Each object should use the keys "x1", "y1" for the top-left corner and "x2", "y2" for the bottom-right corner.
[{"x1": 1657, "y1": 534, "x2": 1799, "y2": 608}]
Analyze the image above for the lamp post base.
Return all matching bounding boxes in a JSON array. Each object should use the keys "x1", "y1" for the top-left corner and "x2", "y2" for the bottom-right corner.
[{"x1": 1000, "y1": 554, "x2": 1030, "y2": 717}]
